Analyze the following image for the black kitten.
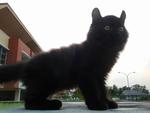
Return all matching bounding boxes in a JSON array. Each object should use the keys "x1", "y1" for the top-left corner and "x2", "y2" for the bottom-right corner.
[{"x1": 0, "y1": 8, "x2": 128, "y2": 110}]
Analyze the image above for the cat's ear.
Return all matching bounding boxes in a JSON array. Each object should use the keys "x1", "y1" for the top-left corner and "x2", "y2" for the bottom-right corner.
[
  {"x1": 120, "y1": 10, "x2": 126, "y2": 25},
  {"x1": 92, "y1": 8, "x2": 102, "y2": 22}
]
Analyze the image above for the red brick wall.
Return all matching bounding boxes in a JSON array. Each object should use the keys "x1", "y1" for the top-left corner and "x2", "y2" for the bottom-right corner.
[
  {"x1": 6, "y1": 37, "x2": 18, "y2": 64},
  {"x1": 17, "y1": 38, "x2": 31, "y2": 61},
  {"x1": 4, "y1": 37, "x2": 33, "y2": 89}
]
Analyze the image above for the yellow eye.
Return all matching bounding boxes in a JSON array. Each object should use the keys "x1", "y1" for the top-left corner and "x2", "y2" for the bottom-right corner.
[
  {"x1": 119, "y1": 27, "x2": 124, "y2": 31},
  {"x1": 104, "y1": 26, "x2": 110, "y2": 31}
]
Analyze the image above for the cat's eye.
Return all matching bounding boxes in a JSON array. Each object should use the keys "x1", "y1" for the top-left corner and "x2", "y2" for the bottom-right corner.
[
  {"x1": 119, "y1": 27, "x2": 124, "y2": 31},
  {"x1": 104, "y1": 26, "x2": 110, "y2": 31}
]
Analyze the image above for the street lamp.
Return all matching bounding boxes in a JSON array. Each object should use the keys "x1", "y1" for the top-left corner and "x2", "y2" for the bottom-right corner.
[{"x1": 118, "y1": 72, "x2": 135, "y2": 88}]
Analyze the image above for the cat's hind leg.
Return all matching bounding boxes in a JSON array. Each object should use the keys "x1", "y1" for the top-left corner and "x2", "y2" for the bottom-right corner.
[
  {"x1": 25, "y1": 98, "x2": 62, "y2": 110},
  {"x1": 24, "y1": 87, "x2": 62, "y2": 110}
]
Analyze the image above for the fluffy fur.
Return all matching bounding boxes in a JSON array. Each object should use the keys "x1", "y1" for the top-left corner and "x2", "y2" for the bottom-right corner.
[{"x1": 0, "y1": 8, "x2": 128, "y2": 110}]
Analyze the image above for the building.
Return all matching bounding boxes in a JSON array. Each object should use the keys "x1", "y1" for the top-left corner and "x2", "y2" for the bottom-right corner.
[
  {"x1": 0, "y1": 3, "x2": 42, "y2": 101},
  {"x1": 121, "y1": 90, "x2": 147, "y2": 100}
]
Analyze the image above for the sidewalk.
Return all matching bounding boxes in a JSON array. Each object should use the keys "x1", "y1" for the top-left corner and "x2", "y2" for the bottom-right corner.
[{"x1": 0, "y1": 102, "x2": 149, "y2": 113}]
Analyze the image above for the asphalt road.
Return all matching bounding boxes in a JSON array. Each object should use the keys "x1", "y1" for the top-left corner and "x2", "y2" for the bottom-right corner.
[{"x1": 0, "y1": 102, "x2": 150, "y2": 113}]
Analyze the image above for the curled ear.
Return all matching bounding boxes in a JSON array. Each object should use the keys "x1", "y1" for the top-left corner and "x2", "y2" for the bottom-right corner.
[
  {"x1": 92, "y1": 8, "x2": 102, "y2": 22},
  {"x1": 120, "y1": 10, "x2": 126, "y2": 25}
]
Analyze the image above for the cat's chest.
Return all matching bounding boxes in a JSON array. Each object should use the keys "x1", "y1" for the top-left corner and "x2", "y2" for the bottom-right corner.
[{"x1": 75, "y1": 50, "x2": 112, "y2": 69}]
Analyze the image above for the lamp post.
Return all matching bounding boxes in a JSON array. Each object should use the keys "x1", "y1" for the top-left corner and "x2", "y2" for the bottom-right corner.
[{"x1": 118, "y1": 72, "x2": 135, "y2": 88}]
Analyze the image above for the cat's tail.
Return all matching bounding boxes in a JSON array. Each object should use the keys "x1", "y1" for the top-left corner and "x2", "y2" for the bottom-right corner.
[{"x1": 0, "y1": 62, "x2": 25, "y2": 83}]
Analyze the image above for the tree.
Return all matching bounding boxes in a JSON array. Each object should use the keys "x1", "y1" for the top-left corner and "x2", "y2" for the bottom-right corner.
[
  {"x1": 108, "y1": 84, "x2": 150, "y2": 100},
  {"x1": 108, "y1": 85, "x2": 119, "y2": 98},
  {"x1": 131, "y1": 84, "x2": 149, "y2": 94}
]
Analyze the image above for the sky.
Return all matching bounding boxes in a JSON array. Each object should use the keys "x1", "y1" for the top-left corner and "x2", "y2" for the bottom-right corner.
[{"x1": 1, "y1": 0, "x2": 150, "y2": 91}]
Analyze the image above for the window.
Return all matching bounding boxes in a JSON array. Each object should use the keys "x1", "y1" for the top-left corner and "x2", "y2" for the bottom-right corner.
[
  {"x1": 0, "y1": 45, "x2": 7, "y2": 64},
  {"x1": 21, "y1": 52, "x2": 30, "y2": 61}
]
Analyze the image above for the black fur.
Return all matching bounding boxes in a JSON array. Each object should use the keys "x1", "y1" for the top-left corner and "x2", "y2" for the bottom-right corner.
[{"x1": 0, "y1": 8, "x2": 128, "y2": 110}]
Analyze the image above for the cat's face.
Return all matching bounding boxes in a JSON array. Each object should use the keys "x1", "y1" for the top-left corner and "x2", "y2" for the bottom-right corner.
[{"x1": 90, "y1": 8, "x2": 128, "y2": 48}]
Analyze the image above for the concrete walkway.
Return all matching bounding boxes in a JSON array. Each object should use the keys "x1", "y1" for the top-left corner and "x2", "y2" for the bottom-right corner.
[{"x1": 0, "y1": 102, "x2": 150, "y2": 113}]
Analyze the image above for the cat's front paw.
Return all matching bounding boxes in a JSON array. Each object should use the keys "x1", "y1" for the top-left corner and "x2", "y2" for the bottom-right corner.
[
  {"x1": 107, "y1": 100, "x2": 118, "y2": 109},
  {"x1": 87, "y1": 102, "x2": 108, "y2": 110}
]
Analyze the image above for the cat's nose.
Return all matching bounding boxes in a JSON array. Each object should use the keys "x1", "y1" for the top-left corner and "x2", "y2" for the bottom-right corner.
[{"x1": 113, "y1": 33, "x2": 120, "y2": 38}]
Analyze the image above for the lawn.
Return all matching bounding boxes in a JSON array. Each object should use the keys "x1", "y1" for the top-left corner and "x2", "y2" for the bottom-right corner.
[{"x1": 0, "y1": 101, "x2": 24, "y2": 110}]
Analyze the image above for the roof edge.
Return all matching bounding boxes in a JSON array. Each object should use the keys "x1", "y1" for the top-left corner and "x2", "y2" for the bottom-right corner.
[{"x1": 0, "y1": 3, "x2": 43, "y2": 53}]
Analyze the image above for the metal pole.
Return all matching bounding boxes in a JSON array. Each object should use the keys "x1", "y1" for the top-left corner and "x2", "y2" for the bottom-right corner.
[
  {"x1": 126, "y1": 75, "x2": 129, "y2": 88},
  {"x1": 118, "y1": 72, "x2": 135, "y2": 89},
  {"x1": 118, "y1": 72, "x2": 135, "y2": 100}
]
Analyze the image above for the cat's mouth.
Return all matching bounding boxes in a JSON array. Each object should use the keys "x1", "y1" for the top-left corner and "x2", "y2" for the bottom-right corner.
[{"x1": 100, "y1": 37, "x2": 126, "y2": 49}]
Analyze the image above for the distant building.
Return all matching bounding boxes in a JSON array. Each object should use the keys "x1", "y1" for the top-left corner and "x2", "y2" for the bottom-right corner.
[
  {"x1": 121, "y1": 90, "x2": 147, "y2": 100},
  {"x1": 0, "y1": 3, "x2": 42, "y2": 101}
]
